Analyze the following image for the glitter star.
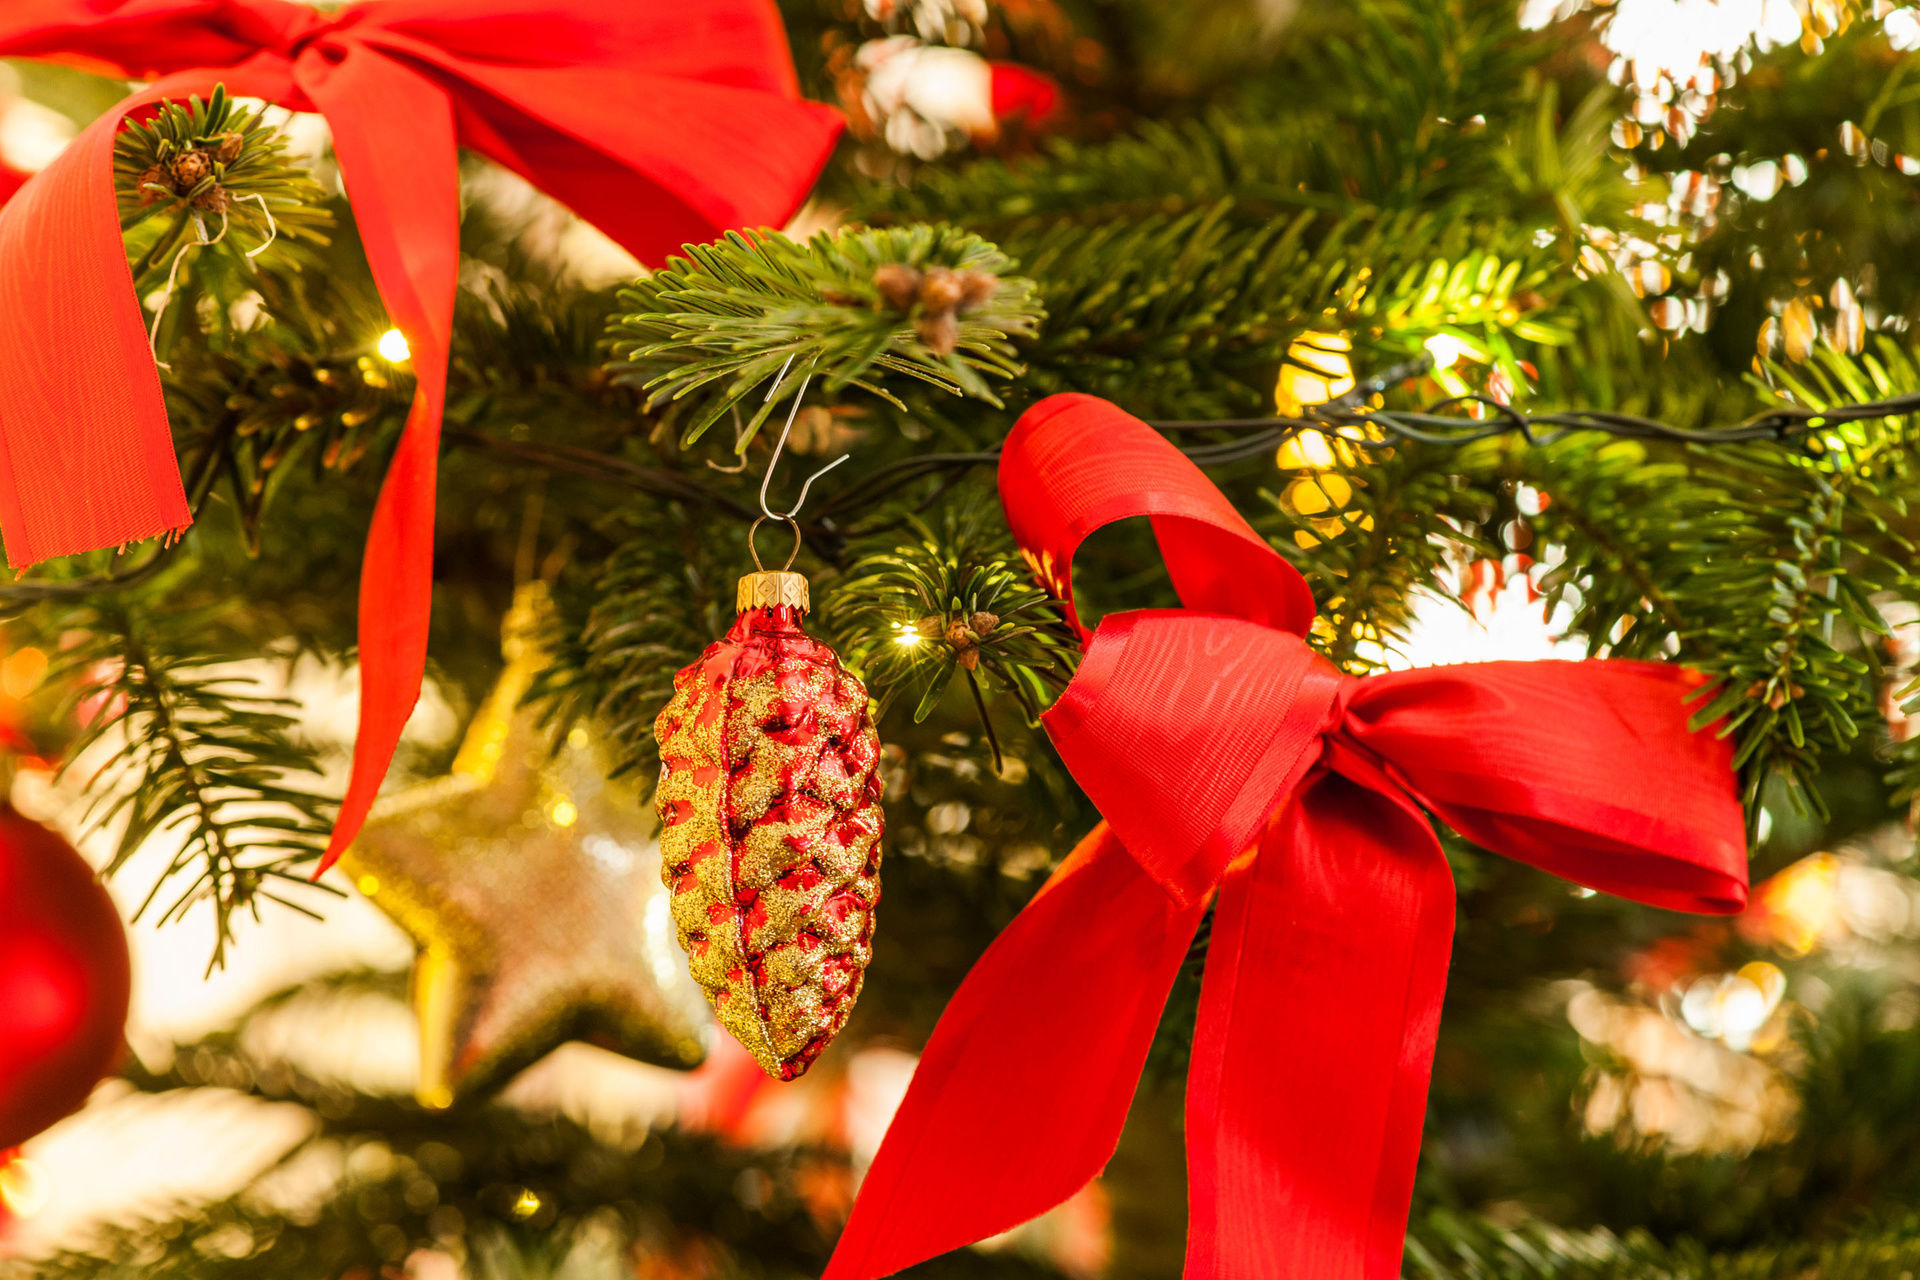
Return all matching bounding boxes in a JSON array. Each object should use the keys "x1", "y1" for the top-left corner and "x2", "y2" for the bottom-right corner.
[{"x1": 340, "y1": 585, "x2": 711, "y2": 1107}]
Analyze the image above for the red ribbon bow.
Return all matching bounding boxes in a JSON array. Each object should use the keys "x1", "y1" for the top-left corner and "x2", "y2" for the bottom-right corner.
[
  {"x1": 826, "y1": 393, "x2": 1749, "y2": 1280},
  {"x1": 0, "y1": 0, "x2": 842, "y2": 870}
]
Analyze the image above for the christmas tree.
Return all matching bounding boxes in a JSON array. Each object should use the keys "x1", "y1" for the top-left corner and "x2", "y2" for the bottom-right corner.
[{"x1": 4, "y1": 0, "x2": 1920, "y2": 1276}]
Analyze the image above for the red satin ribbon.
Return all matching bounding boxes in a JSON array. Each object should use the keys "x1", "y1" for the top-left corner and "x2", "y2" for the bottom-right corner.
[
  {"x1": 0, "y1": 0, "x2": 842, "y2": 870},
  {"x1": 826, "y1": 393, "x2": 1749, "y2": 1279}
]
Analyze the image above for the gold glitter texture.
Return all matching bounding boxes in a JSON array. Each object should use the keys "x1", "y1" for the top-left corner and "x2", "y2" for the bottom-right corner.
[
  {"x1": 341, "y1": 583, "x2": 711, "y2": 1107},
  {"x1": 655, "y1": 601, "x2": 883, "y2": 1080}
]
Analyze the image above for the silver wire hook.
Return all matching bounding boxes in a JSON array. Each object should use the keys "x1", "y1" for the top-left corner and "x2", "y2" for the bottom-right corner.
[
  {"x1": 705, "y1": 404, "x2": 750, "y2": 474},
  {"x1": 756, "y1": 353, "x2": 849, "y2": 521}
]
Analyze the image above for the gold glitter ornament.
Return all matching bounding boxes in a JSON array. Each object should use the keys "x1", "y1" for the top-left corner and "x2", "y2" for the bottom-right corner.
[
  {"x1": 655, "y1": 562, "x2": 884, "y2": 1081},
  {"x1": 341, "y1": 583, "x2": 710, "y2": 1107}
]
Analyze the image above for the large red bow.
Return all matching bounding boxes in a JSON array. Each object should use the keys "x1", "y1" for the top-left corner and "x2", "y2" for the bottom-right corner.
[
  {"x1": 0, "y1": 0, "x2": 842, "y2": 870},
  {"x1": 826, "y1": 393, "x2": 1749, "y2": 1279}
]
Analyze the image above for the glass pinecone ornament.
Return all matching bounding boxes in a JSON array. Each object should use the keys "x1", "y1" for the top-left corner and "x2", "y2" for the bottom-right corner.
[{"x1": 655, "y1": 568, "x2": 884, "y2": 1080}]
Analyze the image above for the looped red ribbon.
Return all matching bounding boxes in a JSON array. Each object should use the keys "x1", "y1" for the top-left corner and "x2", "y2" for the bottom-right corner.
[
  {"x1": 826, "y1": 393, "x2": 1749, "y2": 1280},
  {"x1": 0, "y1": 0, "x2": 842, "y2": 870}
]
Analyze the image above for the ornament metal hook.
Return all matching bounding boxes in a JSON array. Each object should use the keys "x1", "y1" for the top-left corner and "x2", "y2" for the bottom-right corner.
[
  {"x1": 149, "y1": 193, "x2": 278, "y2": 371},
  {"x1": 756, "y1": 352, "x2": 850, "y2": 523}
]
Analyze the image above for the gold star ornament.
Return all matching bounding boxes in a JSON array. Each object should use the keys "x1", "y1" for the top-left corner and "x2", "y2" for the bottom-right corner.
[{"x1": 340, "y1": 583, "x2": 711, "y2": 1107}]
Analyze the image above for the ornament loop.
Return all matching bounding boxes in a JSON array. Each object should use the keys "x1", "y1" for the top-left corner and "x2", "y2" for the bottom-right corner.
[{"x1": 748, "y1": 514, "x2": 803, "y2": 573}]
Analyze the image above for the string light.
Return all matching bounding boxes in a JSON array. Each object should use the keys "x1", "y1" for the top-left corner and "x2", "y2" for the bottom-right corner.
[
  {"x1": 892, "y1": 621, "x2": 924, "y2": 649},
  {"x1": 1274, "y1": 332, "x2": 1355, "y2": 416},
  {"x1": 377, "y1": 328, "x2": 411, "y2": 363},
  {"x1": 1422, "y1": 333, "x2": 1478, "y2": 371},
  {"x1": 1274, "y1": 332, "x2": 1359, "y2": 477},
  {"x1": 1274, "y1": 332, "x2": 1386, "y2": 547}
]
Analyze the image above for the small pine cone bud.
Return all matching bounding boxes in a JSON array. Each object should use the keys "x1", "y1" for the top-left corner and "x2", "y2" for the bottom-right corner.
[
  {"x1": 956, "y1": 270, "x2": 999, "y2": 310},
  {"x1": 918, "y1": 266, "x2": 966, "y2": 314},
  {"x1": 135, "y1": 166, "x2": 169, "y2": 205},
  {"x1": 191, "y1": 185, "x2": 232, "y2": 213},
  {"x1": 967, "y1": 610, "x2": 1000, "y2": 635},
  {"x1": 208, "y1": 132, "x2": 245, "y2": 165},
  {"x1": 957, "y1": 648, "x2": 981, "y2": 671},
  {"x1": 874, "y1": 263, "x2": 924, "y2": 313},
  {"x1": 821, "y1": 288, "x2": 860, "y2": 307},
  {"x1": 916, "y1": 310, "x2": 961, "y2": 356},
  {"x1": 656, "y1": 602, "x2": 884, "y2": 1081},
  {"x1": 170, "y1": 150, "x2": 213, "y2": 189},
  {"x1": 916, "y1": 616, "x2": 944, "y2": 638},
  {"x1": 945, "y1": 620, "x2": 976, "y2": 650}
]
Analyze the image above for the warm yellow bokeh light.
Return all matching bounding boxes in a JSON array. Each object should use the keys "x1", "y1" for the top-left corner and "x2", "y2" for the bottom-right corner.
[
  {"x1": 1275, "y1": 332, "x2": 1355, "y2": 416},
  {"x1": 550, "y1": 798, "x2": 578, "y2": 828},
  {"x1": 1275, "y1": 333, "x2": 1368, "y2": 547},
  {"x1": 1275, "y1": 428, "x2": 1339, "y2": 470},
  {"x1": 1, "y1": 645, "x2": 46, "y2": 698},
  {"x1": 1755, "y1": 852, "x2": 1841, "y2": 956},
  {"x1": 1422, "y1": 333, "x2": 1477, "y2": 371},
  {"x1": 1287, "y1": 475, "x2": 1351, "y2": 515},
  {"x1": 377, "y1": 328, "x2": 411, "y2": 363},
  {"x1": 0, "y1": 1156, "x2": 50, "y2": 1217}
]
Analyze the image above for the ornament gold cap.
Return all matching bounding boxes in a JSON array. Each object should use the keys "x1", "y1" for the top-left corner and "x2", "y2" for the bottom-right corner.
[{"x1": 737, "y1": 571, "x2": 809, "y2": 614}]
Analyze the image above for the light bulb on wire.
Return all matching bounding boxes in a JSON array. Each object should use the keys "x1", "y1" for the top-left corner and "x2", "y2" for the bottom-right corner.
[{"x1": 1422, "y1": 333, "x2": 1478, "y2": 371}]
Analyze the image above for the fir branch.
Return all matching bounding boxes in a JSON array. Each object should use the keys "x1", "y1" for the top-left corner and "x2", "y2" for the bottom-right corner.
[
  {"x1": 533, "y1": 501, "x2": 741, "y2": 783},
  {"x1": 1674, "y1": 345, "x2": 1918, "y2": 819},
  {"x1": 824, "y1": 513, "x2": 1077, "y2": 767},
  {"x1": 39, "y1": 606, "x2": 338, "y2": 970},
  {"x1": 998, "y1": 201, "x2": 1573, "y2": 421},
  {"x1": 606, "y1": 225, "x2": 1043, "y2": 446},
  {"x1": 1404, "y1": 1210, "x2": 1920, "y2": 1279},
  {"x1": 1263, "y1": 438, "x2": 1497, "y2": 671},
  {"x1": 854, "y1": 4, "x2": 1624, "y2": 239}
]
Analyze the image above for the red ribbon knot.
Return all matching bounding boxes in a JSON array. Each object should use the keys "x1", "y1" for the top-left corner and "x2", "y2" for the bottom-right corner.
[
  {"x1": 255, "y1": 8, "x2": 338, "y2": 64},
  {"x1": 0, "y1": 0, "x2": 843, "y2": 871},
  {"x1": 825, "y1": 392, "x2": 1749, "y2": 1280},
  {"x1": 1048, "y1": 609, "x2": 1356, "y2": 909}
]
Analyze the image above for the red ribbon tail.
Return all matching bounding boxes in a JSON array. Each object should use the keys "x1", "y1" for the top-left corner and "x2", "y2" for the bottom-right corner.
[
  {"x1": 1185, "y1": 773, "x2": 1455, "y2": 1279},
  {"x1": 305, "y1": 52, "x2": 461, "y2": 876},
  {"x1": 0, "y1": 83, "x2": 206, "y2": 567},
  {"x1": 825, "y1": 825, "x2": 1206, "y2": 1279},
  {"x1": 318, "y1": 376, "x2": 446, "y2": 876}
]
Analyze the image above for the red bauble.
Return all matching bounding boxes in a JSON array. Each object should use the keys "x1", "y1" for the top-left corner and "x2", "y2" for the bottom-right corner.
[{"x1": 0, "y1": 804, "x2": 130, "y2": 1148}]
